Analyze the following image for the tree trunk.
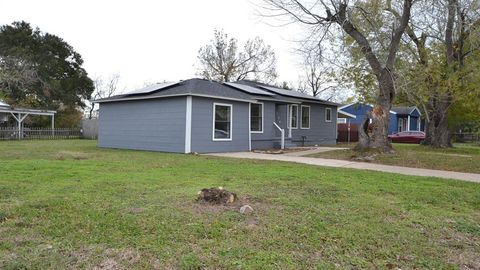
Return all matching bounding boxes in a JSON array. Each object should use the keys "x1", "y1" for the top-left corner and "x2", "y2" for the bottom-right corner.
[
  {"x1": 425, "y1": 96, "x2": 452, "y2": 147},
  {"x1": 355, "y1": 69, "x2": 394, "y2": 153}
]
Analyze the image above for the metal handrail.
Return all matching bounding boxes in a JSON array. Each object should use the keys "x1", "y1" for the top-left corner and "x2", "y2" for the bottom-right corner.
[{"x1": 273, "y1": 122, "x2": 285, "y2": 149}]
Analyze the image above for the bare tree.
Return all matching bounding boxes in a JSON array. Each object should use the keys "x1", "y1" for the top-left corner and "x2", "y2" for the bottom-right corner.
[
  {"x1": 297, "y1": 48, "x2": 339, "y2": 100},
  {"x1": 88, "y1": 74, "x2": 120, "y2": 119},
  {"x1": 196, "y1": 29, "x2": 277, "y2": 83},
  {"x1": 260, "y1": 0, "x2": 413, "y2": 152}
]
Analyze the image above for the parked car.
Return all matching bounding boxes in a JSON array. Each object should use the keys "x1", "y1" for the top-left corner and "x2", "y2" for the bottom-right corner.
[{"x1": 388, "y1": 131, "x2": 425, "y2": 144}]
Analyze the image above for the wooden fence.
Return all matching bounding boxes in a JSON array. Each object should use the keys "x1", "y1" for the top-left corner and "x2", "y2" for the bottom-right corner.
[
  {"x1": 452, "y1": 133, "x2": 480, "y2": 143},
  {"x1": 0, "y1": 127, "x2": 82, "y2": 140},
  {"x1": 337, "y1": 123, "x2": 359, "y2": 143}
]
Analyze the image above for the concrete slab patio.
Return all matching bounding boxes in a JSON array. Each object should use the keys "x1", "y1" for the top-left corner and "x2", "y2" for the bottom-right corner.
[{"x1": 207, "y1": 151, "x2": 480, "y2": 183}]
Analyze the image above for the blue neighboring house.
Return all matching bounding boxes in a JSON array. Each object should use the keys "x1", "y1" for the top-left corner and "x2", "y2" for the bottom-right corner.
[{"x1": 338, "y1": 102, "x2": 423, "y2": 135}]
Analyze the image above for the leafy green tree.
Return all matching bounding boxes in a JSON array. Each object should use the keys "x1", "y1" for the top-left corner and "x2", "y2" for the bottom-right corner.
[
  {"x1": 393, "y1": 0, "x2": 480, "y2": 147},
  {"x1": 0, "y1": 21, "x2": 94, "y2": 119}
]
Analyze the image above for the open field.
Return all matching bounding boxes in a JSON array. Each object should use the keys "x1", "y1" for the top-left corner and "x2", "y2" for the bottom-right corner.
[
  {"x1": 0, "y1": 140, "x2": 479, "y2": 269},
  {"x1": 310, "y1": 143, "x2": 480, "y2": 174}
]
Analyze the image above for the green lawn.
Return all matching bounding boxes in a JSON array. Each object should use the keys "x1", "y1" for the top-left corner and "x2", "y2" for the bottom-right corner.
[
  {"x1": 0, "y1": 140, "x2": 479, "y2": 269},
  {"x1": 310, "y1": 143, "x2": 480, "y2": 174}
]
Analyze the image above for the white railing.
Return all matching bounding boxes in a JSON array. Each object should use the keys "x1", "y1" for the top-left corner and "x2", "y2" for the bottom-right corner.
[{"x1": 273, "y1": 122, "x2": 285, "y2": 149}]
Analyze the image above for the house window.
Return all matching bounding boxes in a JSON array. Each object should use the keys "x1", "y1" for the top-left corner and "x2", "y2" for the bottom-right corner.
[
  {"x1": 337, "y1": 118, "x2": 347, "y2": 124},
  {"x1": 250, "y1": 103, "x2": 263, "y2": 133},
  {"x1": 213, "y1": 103, "x2": 232, "y2": 141},
  {"x1": 290, "y1": 105, "x2": 298, "y2": 129},
  {"x1": 325, "y1": 108, "x2": 332, "y2": 122},
  {"x1": 301, "y1": 105, "x2": 310, "y2": 129}
]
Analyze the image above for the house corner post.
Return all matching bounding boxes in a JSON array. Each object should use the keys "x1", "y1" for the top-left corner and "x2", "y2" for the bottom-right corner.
[
  {"x1": 407, "y1": 115, "x2": 411, "y2": 131},
  {"x1": 51, "y1": 114, "x2": 55, "y2": 138},
  {"x1": 185, "y1": 96, "x2": 192, "y2": 153},
  {"x1": 248, "y1": 103, "x2": 252, "y2": 151}
]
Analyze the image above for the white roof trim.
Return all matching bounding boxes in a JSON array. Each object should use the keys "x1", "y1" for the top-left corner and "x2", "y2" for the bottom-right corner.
[
  {"x1": 337, "y1": 109, "x2": 357, "y2": 119},
  {"x1": 338, "y1": 102, "x2": 357, "y2": 110},
  {"x1": 410, "y1": 106, "x2": 422, "y2": 116},
  {"x1": 0, "y1": 100, "x2": 9, "y2": 107},
  {"x1": 0, "y1": 107, "x2": 56, "y2": 116}
]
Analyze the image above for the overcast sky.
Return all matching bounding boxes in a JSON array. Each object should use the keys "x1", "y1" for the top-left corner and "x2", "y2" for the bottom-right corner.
[{"x1": 1, "y1": 0, "x2": 306, "y2": 93}]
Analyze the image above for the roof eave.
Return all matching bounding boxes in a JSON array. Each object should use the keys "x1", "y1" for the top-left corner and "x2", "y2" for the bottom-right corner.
[{"x1": 94, "y1": 93, "x2": 256, "y2": 104}]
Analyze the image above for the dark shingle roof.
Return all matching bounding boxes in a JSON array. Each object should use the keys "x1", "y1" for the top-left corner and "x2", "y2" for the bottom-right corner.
[
  {"x1": 95, "y1": 78, "x2": 339, "y2": 106},
  {"x1": 237, "y1": 80, "x2": 339, "y2": 106},
  {"x1": 391, "y1": 106, "x2": 417, "y2": 115},
  {"x1": 95, "y1": 79, "x2": 255, "y2": 103}
]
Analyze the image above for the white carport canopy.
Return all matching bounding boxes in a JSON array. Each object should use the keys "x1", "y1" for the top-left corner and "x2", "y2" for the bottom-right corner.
[{"x1": 0, "y1": 104, "x2": 56, "y2": 139}]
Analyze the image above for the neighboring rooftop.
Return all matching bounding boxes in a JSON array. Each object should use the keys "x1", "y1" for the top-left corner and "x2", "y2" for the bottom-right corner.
[
  {"x1": 391, "y1": 106, "x2": 420, "y2": 115},
  {"x1": 339, "y1": 102, "x2": 421, "y2": 115},
  {"x1": 0, "y1": 100, "x2": 10, "y2": 108}
]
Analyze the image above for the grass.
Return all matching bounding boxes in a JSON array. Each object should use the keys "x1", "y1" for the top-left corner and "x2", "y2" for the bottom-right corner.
[
  {"x1": 0, "y1": 140, "x2": 479, "y2": 269},
  {"x1": 310, "y1": 143, "x2": 480, "y2": 174}
]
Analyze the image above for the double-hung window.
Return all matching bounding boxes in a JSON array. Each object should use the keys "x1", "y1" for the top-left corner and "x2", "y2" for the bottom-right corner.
[
  {"x1": 250, "y1": 103, "x2": 263, "y2": 133},
  {"x1": 290, "y1": 105, "x2": 298, "y2": 129},
  {"x1": 213, "y1": 103, "x2": 232, "y2": 141},
  {"x1": 301, "y1": 105, "x2": 310, "y2": 129},
  {"x1": 325, "y1": 108, "x2": 332, "y2": 122}
]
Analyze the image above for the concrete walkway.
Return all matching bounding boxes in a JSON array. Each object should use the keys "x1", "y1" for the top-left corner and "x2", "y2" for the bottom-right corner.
[
  {"x1": 283, "y1": 147, "x2": 349, "y2": 157},
  {"x1": 207, "y1": 152, "x2": 480, "y2": 183}
]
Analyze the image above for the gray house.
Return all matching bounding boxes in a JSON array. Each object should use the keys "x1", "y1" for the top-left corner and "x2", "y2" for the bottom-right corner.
[{"x1": 95, "y1": 78, "x2": 338, "y2": 153}]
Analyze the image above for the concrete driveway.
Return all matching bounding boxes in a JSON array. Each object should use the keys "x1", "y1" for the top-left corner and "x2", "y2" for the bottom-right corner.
[{"x1": 207, "y1": 151, "x2": 480, "y2": 183}]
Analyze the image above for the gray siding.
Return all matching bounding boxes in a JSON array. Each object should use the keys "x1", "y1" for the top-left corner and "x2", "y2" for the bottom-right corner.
[
  {"x1": 290, "y1": 103, "x2": 337, "y2": 145},
  {"x1": 98, "y1": 97, "x2": 186, "y2": 153},
  {"x1": 191, "y1": 96, "x2": 249, "y2": 153},
  {"x1": 250, "y1": 101, "x2": 337, "y2": 149}
]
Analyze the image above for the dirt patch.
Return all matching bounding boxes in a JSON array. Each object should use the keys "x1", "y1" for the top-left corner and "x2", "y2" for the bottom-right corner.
[
  {"x1": 432, "y1": 153, "x2": 473, "y2": 158},
  {"x1": 56, "y1": 151, "x2": 89, "y2": 160},
  {"x1": 93, "y1": 248, "x2": 140, "y2": 270},
  {"x1": 192, "y1": 196, "x2": 248, "y2": 214},
  {"x1": 190, "y1": 194, "x2": 276, "y2": 217},
  {"x1": 440, "y1": 228, "x2": 480, "y2": 270},
  {"x1": 66, "y1": 246, "x2": 140, "y2": 270}
]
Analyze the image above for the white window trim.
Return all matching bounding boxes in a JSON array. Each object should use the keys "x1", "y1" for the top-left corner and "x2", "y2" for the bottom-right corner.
[
  {"x1": 300, "y1": 105, "x2": 310, "y2": 129},
  {"x1": 250, "y1": 102, "x2": 264, "y2": 133},
  {"x1": 325, "y1": 107, "x2": 332, "y2": 122},
  {"x1": 212, "y1": 102, "x2": 233, "y2": 141},
  {"x1": 290, "y1": 104, "x2": 298, "y2": 129}
]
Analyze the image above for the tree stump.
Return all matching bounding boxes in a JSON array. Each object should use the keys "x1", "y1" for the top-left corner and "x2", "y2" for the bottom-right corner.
[{"x1": 197, "y1": 187, "x2": 237, "y2": 204}]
